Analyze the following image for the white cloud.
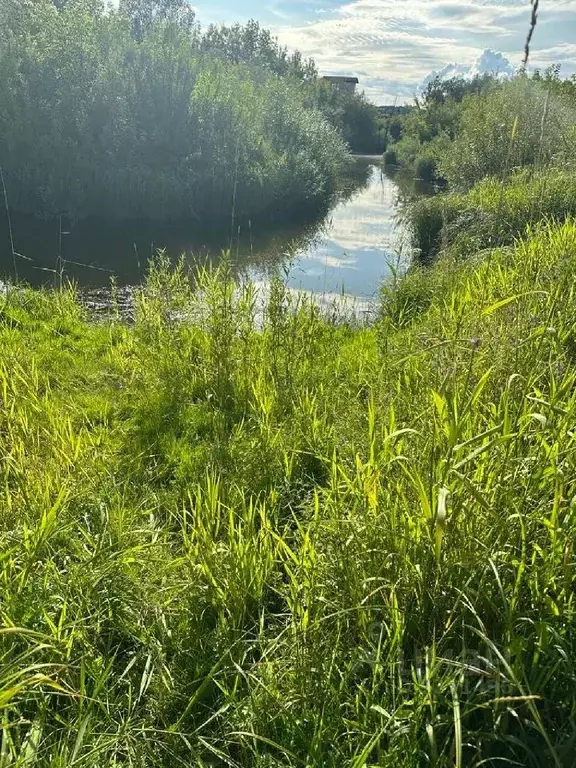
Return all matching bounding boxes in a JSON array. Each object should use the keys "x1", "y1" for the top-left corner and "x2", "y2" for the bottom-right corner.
[
  {"x1": 469, "y1": 49, "x2": 516, "y2": 77},
  {"x1": 420, "y1": 48, "x2": 515, "y2": 92},
  {"x1": 272, "y1": 0, "x2": 576, "y2": 103},
  {"x1": 312, "y1": 252, "x2": 358, "y2": 269}
]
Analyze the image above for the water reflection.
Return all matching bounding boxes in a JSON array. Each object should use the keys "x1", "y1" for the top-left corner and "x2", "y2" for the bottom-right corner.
[
  {"x1": 277, "y1": 163, "x2": 408, "y2": 299},
  {"x1": 0, "y1": 158, "x2": 431, "y2": 298}
]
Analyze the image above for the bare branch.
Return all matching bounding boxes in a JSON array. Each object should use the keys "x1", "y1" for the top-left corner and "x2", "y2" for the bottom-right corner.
[{"x1": 521, "y1": 0, "x2": 540, "y2": 72}]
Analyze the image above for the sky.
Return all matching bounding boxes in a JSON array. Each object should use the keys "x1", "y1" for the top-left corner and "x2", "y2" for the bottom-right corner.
[{"x1": 191, "y1": 0, "x2": 576, "y2": 103}]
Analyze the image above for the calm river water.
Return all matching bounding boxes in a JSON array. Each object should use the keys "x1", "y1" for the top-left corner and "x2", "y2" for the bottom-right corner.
[
  {"x1": 0, "y1": 158, "x2": 429, "y2": 303},
  {"x1": 272, "y1": 160, "x2": 420, "y2": 302}
]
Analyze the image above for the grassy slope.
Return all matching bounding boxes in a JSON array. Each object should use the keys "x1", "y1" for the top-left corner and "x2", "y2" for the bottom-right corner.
[
  {"x1": 2, "y1": 223, "x2": 576, "y2": 766},
  {"x1": 409, "y1": 168, "x2": 576, "y2": 263}
]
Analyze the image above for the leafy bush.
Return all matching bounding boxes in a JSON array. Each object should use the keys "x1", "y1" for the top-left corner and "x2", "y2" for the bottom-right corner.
[
  {"x1": 383, "y1": 148, "x2": 398, "y2": 166},
  {"x1": 384, "y1": 72, "x2": 576, "y2": 186},
  {"x1": 438, "y1": 77, "x2": 576, "y2": 190},
  {"x1": 386, "y1": 131, "x2": 449, "y2": 181},
  {"x1": 306, "y1": 82, "x2": 387, "y2": 154},
  {"x1": 414, "y1": 154, "x2": 438, "y2": 181},
  {"x1": 0, "y1": 0, "x2": 349, "y2": 222}
]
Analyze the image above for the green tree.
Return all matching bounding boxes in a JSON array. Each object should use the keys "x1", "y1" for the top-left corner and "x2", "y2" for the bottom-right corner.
[
  {"x1": 0, "y1": 0, "x2": 348, "y2": 223},
  {"x1": 306, "y1": 82, "x2": 386, "y2": 154},
  {"x1": 197, "y1": 20, "x2": 316, "y2": 81},
  {"x1": 119, "y1": 0, "x2": 195, "y2": 41}
]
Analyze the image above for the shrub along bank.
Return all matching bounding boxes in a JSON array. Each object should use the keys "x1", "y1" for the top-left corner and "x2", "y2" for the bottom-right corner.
[
  {"x1": 0, "y1": 0, "x2": 354, "y2": 224},
  {"x1": 384, "y1": 70, "x2": 576, "y2": 186},
  {"x1": 407, "y1": 167, "x2": 576, "y2": 262}
]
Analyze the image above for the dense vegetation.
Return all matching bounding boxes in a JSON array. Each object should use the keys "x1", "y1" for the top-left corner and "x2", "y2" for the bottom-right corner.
[
  {"x1": 384, "y1": 69, "x2": 576, "y2": 185},
  {"x1": 3, "y1": 218, "x2": 576, "y2": 765},
  {"x1": 384, "y1": 68, "x2": 576, "y2": 263},
  {"x1": 309, "y1": 83, "x2": 387, "y2": 155},
  {"x1": 409, "y1": 167, "x2": 576, "y2": 262},
  {"x1": 0, "y1": 0, "x2": 383, "y2": 225},
  {"x1": 383, "y1": 74, "x2": 496, "y2": 180},
  {"x1": 3, "y1": 3, "x2": 576, "y2": 765}
]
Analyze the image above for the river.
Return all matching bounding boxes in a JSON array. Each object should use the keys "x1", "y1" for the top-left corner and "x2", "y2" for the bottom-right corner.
[{"x1": 0, "y1": 157, "x2": 430, "y2": 307}]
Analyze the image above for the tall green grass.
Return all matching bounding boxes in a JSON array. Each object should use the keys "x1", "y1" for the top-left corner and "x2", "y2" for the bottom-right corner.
[
  {"x1": 438, "y1": 77, "x2": 576, "y2": 191},
  {"x1": 2, "y1": 219, "x2": 576, "y2": 764},
  {"x1": 408, "y1": 167, "x2": 576, "y2": 262}
]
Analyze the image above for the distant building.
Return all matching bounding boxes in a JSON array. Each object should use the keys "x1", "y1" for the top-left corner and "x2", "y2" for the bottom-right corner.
[{"x1": 321, "y1": 76, "x2": 359, "y2": 94}]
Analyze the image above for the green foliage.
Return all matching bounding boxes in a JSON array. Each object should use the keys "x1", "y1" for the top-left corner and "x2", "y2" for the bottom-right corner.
[
  {"x1": 439, "y1": 77, "x2": 576, "y2": 190},
  {"x1": 383, "y1": 107, "x2": 455, "y2": 181},
  {"x1": 385, "y1": 71, "x2": 576, "y2": 186},
  {"x1": 388, "y1": 116, "x2": 403, "y2": 142},
  {"x1": 414, "y1": 154, "x2": 438, "y2": 182},
  {"x1": 383, "y1": 147, "x2": 398, "y2": 166},
  {"x1": 420, "y1": 73, "x2": 496, "y2": 108},
  {"x1": 0, "y1": 0, "x2": 349, "y2": 223},
  {"x1": 307, "y1": 82, "x2": 387, "y2": 154},
  {"x1": 5, "y1": 6, "x2": 576, "y2": 766},
  {"x1": 119, "y1": 0, "x2": 196, "y2": 41},
  {"x1": 385, "y1": 132, "x2": 450, "y2": 183},
  {"x1": 408, "y1": 167, "x2": 576, "y2": 261},
  {"x1": 198, "y1": 18, "x2": 317, "y2": 81},
  {"x1": 4, "y1": 220, "x2": 576, "y2": 764},
  {"x1": 382, "y1": 75, "x2": 496, "y2": 180}
]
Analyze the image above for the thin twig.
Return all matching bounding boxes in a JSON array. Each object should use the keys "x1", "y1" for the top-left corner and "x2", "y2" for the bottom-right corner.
[
  {"x1": 521, "y1": 0, "x2": 540, "y2": 72},
  {"x1": 230, "y1": 138, "x2": 240, "y2": 250},
  {"x1": 0, "y1": 165, "x2": 18, "y2": 282}
]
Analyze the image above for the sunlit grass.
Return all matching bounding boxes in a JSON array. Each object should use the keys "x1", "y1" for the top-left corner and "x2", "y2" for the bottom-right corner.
[
  {"x1": 2, "y1": 221, "x2": 576, "y2": 765},
  {"x1": 408, "y1": 167, "x2": 576, "y2": 263}
]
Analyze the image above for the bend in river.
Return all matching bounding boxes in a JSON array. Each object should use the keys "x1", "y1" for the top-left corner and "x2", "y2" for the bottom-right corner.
[{"x1": 0, "y1": 158, "x2": 432, "y2": 302}]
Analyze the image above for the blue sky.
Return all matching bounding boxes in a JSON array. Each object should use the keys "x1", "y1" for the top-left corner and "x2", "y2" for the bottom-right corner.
[{"x1": 191, "y1": 0, "x2": 576, "y2": 103}]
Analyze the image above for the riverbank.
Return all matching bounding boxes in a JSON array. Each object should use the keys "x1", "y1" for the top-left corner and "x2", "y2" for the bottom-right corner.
[
  {"x1": 410, "y1": 168, "x2": 576, "y2": 263},
  {"x1": 2, "y1": 218, "x2": 576, "y2": 766}
]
